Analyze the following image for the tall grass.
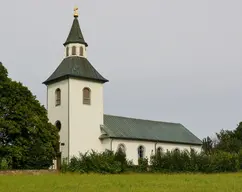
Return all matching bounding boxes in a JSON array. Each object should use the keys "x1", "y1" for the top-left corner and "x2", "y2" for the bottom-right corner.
[{"x1": 1, "y1": 173, "x2": 242, "y2": 192}]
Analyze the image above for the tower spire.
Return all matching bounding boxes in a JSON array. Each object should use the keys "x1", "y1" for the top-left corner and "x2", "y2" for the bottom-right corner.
[{"x1": 63, "y1": 7, "x2": 88, "y2": 47}]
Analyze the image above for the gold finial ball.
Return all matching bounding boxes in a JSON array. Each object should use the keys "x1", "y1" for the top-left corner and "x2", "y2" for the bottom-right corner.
[{"x1": 74, "y1": 6, "x2": 79, "y2": 17}]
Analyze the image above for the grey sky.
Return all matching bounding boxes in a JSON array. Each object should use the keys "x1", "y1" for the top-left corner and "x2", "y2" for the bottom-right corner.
[{"x1": 1, "y1": 0, "x2": 242, "y2": 140}]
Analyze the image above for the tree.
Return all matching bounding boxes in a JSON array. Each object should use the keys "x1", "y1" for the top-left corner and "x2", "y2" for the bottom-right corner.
[
  {"x1": 234, "y1": 122, "x2": 242, "y2": 141},
  {"x1": 202, "y1": 136, "x2": 214, "y2": 154},
  {"x1": 114, "y1": 145, "x2": 127, "y2": 172},
  {"x1": 214, "y1": 129, "x2": 242, "y2": 153},
  {"x1": 0, "y1": 62, "x2": 59, "y2": 169}
]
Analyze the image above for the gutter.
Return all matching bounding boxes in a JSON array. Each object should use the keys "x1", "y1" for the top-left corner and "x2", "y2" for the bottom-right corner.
[{"x1": 108, "y1": 136, "x2": 202, "y2": 146}]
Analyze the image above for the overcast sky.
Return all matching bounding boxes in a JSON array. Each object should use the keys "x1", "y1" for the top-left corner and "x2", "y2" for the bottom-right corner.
[{"x1": 1, "y1": 0, "x2": 242, "y2": 140}]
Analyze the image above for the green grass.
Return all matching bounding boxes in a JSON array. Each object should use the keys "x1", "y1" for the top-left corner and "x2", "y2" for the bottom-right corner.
[{"x1": 1, "y1": 173, "x2": 242, "y2": 192}]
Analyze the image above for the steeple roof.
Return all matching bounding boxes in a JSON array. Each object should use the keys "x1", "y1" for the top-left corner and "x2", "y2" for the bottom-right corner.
[
  {"x1": 63, "y1": 14, "x2": 88, "y2": 47},
  {"x1": 43, "y1": 8, "x2": 108, "y2": 85},
  {"x1": 43, "y1": 56, "x2": 108, "y2": 85}
]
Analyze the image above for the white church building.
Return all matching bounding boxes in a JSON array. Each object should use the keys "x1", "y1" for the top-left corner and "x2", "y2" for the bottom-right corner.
[{"x1": 43, "y1": 9, "x2": 202, "y2": 165}]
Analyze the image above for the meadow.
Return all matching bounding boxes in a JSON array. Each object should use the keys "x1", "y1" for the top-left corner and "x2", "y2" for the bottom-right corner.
[{"x1": 0, "y1": 173, "x2": 242, "y2": 192}]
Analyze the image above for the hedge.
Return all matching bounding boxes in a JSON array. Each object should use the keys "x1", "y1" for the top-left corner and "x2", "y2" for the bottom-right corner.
[{"x1": 60, "y1": 148, "x2": 241, "y2": 174}]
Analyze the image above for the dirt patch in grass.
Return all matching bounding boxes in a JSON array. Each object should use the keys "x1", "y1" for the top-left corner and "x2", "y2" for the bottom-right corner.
[{"x1": 0, "y1": 169, "x2": 58, "y2": 175}]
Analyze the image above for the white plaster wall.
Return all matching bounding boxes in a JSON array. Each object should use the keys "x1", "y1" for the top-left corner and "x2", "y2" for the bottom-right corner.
[
  {"x1": 47, "y1": 79, "x2": 69, "y2": 160},
  {"x1": 69, "y1": 78, "x2": 104, "y2": 158},
  {"x1": 109, "y1": 139, "x2": 202, "y2": 165},
  {"x1": 65, "y1": 43, "x2": 87, "y2": 58},
  {"x1": 100, "y1": 138, "x2": 111, "y2": 151}
]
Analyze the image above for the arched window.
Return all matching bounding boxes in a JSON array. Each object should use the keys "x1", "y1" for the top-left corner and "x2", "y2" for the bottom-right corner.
[
  {"x1": 138, "y1": 145, "x2": 145, "y2": 159},
  {"x1": 174, "y1": 148, "x2": 180, "y2": 153},
  {"x1": 72, "y1": 46, "x2": 76, "y2": 55},
  {"x1": 66, "y1": 47, "x2": 69, "y2": 57},
  {"x1": 55, "y1": 88, "x2": 61, "y2": 106},
  {"x1": 156, "y1": 147, "x2": 163, "y2": 154},
  {"x1": 79, "y1": 46, "x2": 83, "y2": 56},
  {"x1": 83, "y1": 87, "x2": 91, "y2": 105},
  {"x1": 55, "y1": 121, "x2": 61, "y2": 132},
  {"x1": 117, "y1": 144, "x2": 126, "y2": 153},
  {"x1": 174, "y1": 148, "x2": 179, "y2": 152}
]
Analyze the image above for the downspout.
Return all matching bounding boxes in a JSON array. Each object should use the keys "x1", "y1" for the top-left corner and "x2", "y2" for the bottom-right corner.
[
  {"x1": 68, "y1": 78, "x2": 70, "y2": 162},
  {"x1": 154, "y1": 142, "x2": 158, "y2": 155}
]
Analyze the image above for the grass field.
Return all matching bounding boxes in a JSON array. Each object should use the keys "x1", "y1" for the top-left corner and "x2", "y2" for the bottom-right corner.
[{"x1": 0, "y1": 173, "x2": 242, "y2": 192}]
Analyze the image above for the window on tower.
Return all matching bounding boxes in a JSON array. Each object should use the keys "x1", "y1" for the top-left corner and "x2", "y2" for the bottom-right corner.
[
  {"x1": 72, "y1": 46, "x2": 76, "y2": 55},
  {"x1": 55, "y1": 88, "x2": 61, "y2": 106},
  {"x1": 83, "y1": 87, "x2": 91, "y2": 105},
  {"x1": 79, "y1": 46, "x2": 83, "y2": 56},
  {"x1": 66, "y1": 47, "x2": 69, "y2": 57}
]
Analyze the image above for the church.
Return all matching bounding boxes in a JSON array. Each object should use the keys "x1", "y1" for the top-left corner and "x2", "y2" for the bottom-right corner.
[{"x1": 43, "y1": 8, "x2": 202, "y2": 166}]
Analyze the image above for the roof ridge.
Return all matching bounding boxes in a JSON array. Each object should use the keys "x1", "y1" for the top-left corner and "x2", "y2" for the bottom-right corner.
[{"x1": 104, "y1": 114, "x2": 181, "y2": 125}]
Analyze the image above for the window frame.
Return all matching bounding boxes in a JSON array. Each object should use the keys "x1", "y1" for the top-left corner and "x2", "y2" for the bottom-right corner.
[
  {"x1": 79, "y1": 46, "x2": 84, "y2": 56},
  {"x1": 72, "y1": 46, "x2": 76, "y2": 55},
  {"x1": 55, "y1": 120, "x2": 61, "y2": 132},
  {"x1": 117, "y1": 143, "x2": 126, "y2": 153},
  {"x1": 138, "y1": 145, "x2": 145, "y2": 159},
  {"x1": 156, "y1": 147, "x2": 163, "y2": 154},
  {"x1": 83, "y1": 87, "x2": 91, "y2": 105},
  {"x1": 55, "y1": 88, "x2": 61, "y2": 106}
]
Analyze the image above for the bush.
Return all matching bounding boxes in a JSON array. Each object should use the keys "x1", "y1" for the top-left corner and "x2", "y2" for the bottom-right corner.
[
  {"x1": 137, "y1": 157, "x2": 149, "y2": 172},
  {"x1": 208, "y1": 151, "x2": 239, "y2": 173},
  {"x1": 150, "y1": 148, "x2": 239, "y2": 173},
  {"x1": 238, "y1": 149, "x2": 242, "y2": 169},
  {"x1": 65, "y1": 150, "x2": 123, "y2": 174},
  {"x1": 114, "y1": 146, "x2": 127, "y2": 172},
  {"x1": 0, "y1": 157, "x2": 11, "y2": 170},
  {"x1": 60, "y1": 148, "x2": 240, "y2": 174}
]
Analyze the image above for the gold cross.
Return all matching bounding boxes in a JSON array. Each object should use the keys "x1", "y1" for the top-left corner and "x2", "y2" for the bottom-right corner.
[{"x1": 74, "y1": 6, "x2": 79, "y2": 17}]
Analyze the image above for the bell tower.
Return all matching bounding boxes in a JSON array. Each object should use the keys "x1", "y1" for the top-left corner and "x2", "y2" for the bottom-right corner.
[{"x1": 43, "y1": 7, "x2": 108, "y2": 161}]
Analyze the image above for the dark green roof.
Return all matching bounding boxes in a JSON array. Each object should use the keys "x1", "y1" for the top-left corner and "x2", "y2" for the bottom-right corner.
[
  {"x1": 63, "y1": 16, "x2": 88, "y2": 47},
  {"x1": 43, "y1": 56, "x2": 108, "y2": 85},
  {"x1": 101, "y1": 115, "x2": 202, "y2": 145}
]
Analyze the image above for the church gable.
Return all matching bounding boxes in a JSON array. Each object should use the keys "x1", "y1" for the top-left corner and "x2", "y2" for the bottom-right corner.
[{"x1": 101, "y1": 115, "x2": 202, "y2": 145}]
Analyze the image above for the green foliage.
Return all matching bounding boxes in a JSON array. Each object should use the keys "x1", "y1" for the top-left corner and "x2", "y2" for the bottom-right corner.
[
  {"x1": 0, "y1": 63, "x2": 59, "y2": 169},
  {"x1": 62, "y1": 148, "x2": 240, "y2": 174},
  {"x1": 0, "y1": 157, "x2": 11, "y2": 170},
  {"x1": 215, "y1": 130, "x2": 242, "y2": 153},
  {"x1": 208, "y1": 123, "x2": 242, "y2": 154},
  {"x1": 137, "y1": 157, "x2": 149, "y2": 172},
  {"x1": 202, "y1": 136, "x2": 214, "y2": 154},
  {"x1": 208, "y1": 151, "x2": 239, "y2": 172},
  {"x1": 201, "y1": 122, "x2": 242, "y2": 158},
  {"x1": 234, "y1": 122, "x2": 242, "y2": 141},
  {"x1": 66, "y1": 150, "x2": 123, "y2": 174},
  {"x1": 150, "y1": 149, "x2": 239, "y2": 173},
  {"x1": 60, "y1": 158, "x2": 69, "y2": 173},
  {"x1": 237, "y1": 149, "x2": 242, "y2": 169},
  {"x1": 114, "y1": 146, "x2": 127, "y2": 172}
]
